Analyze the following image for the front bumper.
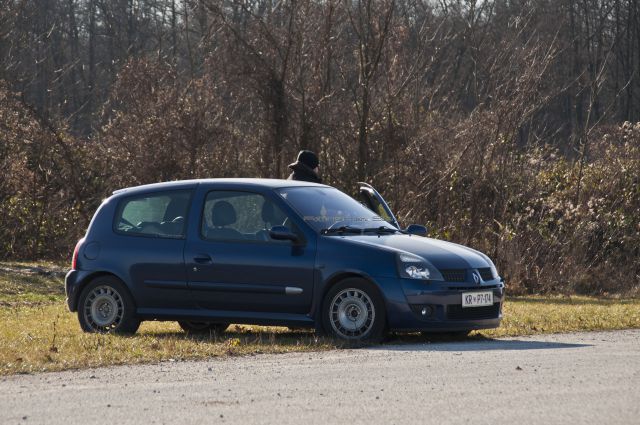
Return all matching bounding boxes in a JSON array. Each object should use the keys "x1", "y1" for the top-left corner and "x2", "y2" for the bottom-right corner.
[{"x1": 377, "y1": 277, "x2": 505, "y2": 332}]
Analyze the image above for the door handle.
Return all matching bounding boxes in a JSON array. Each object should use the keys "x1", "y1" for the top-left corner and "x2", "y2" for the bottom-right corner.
[{"x1": 193, "y1": 254, "x2": 212, "y2": 264}]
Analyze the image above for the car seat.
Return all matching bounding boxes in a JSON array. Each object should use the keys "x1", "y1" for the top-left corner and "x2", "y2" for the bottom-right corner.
[{"x1": 205, "y1": 201, "x2": 243, "y2": 240}]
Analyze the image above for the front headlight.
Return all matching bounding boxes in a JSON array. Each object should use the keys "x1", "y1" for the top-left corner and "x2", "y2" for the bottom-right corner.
[
  {"x1": 405, "y1": 264, "x2": 431, "y2": 279},
  {"x1": 397, "y1": 252, "x2": 443, "y2": 281}
]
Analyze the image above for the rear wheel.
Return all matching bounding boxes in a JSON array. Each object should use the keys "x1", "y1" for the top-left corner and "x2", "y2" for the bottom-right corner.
[
  {"x1": 78, "y1": 276, "x2": 140, "y2": 334},
  {"x1": 322, "y1": 278, "x2": 386, "y2": 343},
  {"x1": 178, "y1": 321, "x2": 228, "y2": 335}
]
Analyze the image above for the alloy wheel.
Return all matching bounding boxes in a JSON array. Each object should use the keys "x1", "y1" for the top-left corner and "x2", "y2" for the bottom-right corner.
[
  {"x1": 329, "y1": 288, "x2": 376, "y2": 339},
  {"x1": 83, "y1": 285, "x2": 125, "y2": 332}
]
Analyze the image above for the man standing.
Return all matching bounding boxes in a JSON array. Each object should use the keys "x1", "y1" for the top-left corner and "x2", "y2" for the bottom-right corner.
[{"x1": 287, "y1": 150, "x2": 322, "y2": 183}]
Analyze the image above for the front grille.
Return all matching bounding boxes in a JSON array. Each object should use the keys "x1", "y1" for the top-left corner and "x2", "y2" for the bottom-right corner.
[
  {"x1": 478, "y1": 268, "x2": 494, "y2": 281},
  {"x1": 446, "y1": 303, "x2": 501, "y2": 320},
  {"x1": 440, "y1": 269, "x2": 466, "y2": 282}
]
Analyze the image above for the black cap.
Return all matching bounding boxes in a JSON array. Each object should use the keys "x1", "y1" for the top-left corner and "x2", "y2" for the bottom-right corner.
[{"x1": 297, "y1": 150, "x2": 319, "y2": 169}]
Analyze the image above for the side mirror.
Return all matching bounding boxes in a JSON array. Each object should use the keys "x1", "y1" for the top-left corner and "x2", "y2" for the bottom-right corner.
[
  {"x1": 406, "y1": 224, "x2": 427, "y2": 237},
  {"x1": 269, "y1": 225, "x2": 300, "y2": 242}
]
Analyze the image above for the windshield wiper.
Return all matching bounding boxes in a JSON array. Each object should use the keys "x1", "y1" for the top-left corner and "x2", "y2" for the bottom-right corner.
[
  {"x1": 362, "y1": 226, "x2": 402, "y2": 235},
  {"x1": 321, "y1": 225, "x2": 363, "y2": 235}
]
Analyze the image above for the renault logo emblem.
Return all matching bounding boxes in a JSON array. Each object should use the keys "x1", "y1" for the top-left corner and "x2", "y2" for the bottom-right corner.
[{"x1": 472, "y1": 272, "x2": 480, "y2": 284}]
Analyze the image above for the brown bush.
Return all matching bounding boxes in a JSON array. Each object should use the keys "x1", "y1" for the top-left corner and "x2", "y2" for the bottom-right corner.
[{"x1": 1, "y1": 1, "x2": 640, "y2": 296}]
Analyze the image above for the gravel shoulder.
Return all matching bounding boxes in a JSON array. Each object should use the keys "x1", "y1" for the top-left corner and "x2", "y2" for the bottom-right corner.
[{"x1": 1, "y1": 329, "x2": 639, "y2": 425}]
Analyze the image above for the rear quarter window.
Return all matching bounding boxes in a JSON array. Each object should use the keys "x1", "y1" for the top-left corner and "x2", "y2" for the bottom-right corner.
[{"x1": 114, "y1": 190, "x2": 192, "y2": 238}]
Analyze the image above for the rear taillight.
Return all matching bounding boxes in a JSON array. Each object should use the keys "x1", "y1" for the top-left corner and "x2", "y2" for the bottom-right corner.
[{"x1": 71, "y1": 239, "x2": 83, "y2": 270}]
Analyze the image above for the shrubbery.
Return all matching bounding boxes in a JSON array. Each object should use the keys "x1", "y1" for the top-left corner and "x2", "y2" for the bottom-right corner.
[
  {"x1": 1, "y1": 1, "x2": 639, "y2": 295},
  {"x1": 2, "y1": 77, "x2": 638, "y2": 295}
]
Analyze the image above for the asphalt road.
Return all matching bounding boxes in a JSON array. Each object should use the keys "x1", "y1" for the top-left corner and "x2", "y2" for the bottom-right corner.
[{"x1": 1, "y1": 330, "x2": 639, "y2": 425}]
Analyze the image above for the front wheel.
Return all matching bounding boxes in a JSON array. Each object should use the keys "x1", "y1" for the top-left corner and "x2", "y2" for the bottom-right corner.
[
  {"x1": 78, "y1": 276, "x2": 140, "y2": 334},
  {"x1": 322, "y1": 278, "x2": 386, "y2": 343}
]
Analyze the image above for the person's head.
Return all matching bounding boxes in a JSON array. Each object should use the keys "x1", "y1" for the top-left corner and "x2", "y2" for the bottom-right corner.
[{"x1": 297, "y1": 150, "x2": 319, "y2": 173}]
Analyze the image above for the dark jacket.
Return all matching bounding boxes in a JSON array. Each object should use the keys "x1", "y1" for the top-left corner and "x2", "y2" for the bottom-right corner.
[{"x1": 287, "y1": 161, "x2": 322, "y2": 183}]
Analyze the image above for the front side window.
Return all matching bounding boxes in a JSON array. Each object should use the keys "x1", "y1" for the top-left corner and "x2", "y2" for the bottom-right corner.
[
  {"x1": 115, "y1": 190, "x2": 191, "y2": 238},
  {"x1": 201, "y1": 191, "x2": 290, "y2": 242}
]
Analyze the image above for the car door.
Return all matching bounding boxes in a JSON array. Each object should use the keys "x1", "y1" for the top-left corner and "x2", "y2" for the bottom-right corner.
[
  {"x1": 111, "y1": 189, "x2": 193, "y2": 310},
  {"x1": 184, "y1": 188, "x2": 316, "y2": 315},
  {"x1": 357, "y1": 182, "x2": 401, "y2": 229}
]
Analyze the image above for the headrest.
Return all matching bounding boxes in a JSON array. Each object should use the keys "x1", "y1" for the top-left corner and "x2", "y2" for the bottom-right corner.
[{"x1": 211, "y1": 201, "x2": 237, "y2": 227}]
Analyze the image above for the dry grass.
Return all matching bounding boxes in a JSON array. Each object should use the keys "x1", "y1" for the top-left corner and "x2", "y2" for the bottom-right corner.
[
  {"x1": 0, "y1": 263, "x2": 638, "y2": 376},
  {"x1": 484, "y1": 296, "x2": 640, "y2": 337},
  {"x1": 0, "y1": 304, "x2": 334, "y2": 375},
  {"x1": 0, "y1": 261, "x2": 65, "y2": 306}
]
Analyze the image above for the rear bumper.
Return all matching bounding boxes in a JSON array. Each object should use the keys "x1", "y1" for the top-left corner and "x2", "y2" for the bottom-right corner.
[
  {"x1": 377, "y1": 277, "x2": 505, "y2": 332},
  {"x1": 65, "y1": 269, "x2": 92, "y2": 312}
]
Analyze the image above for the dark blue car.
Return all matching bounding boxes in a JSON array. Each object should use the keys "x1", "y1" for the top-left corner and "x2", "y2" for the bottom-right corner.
[{"x1": 66, "y1": 179, "x2": 504, "y2": 341}]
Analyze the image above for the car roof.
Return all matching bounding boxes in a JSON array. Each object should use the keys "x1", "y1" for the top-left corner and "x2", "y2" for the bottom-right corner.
[{"x1": 111, "y1": 178, "x2": 329, "y2": 197}]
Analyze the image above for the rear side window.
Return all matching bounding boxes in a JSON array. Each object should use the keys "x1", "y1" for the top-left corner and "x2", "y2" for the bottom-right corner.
[{"x1": 114, "y1": 190, "x2": 192, "y2": 238}]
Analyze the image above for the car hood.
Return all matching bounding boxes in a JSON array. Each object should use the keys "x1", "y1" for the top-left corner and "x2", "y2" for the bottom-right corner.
[{"x1": 344, "y1": 234, "x2": 491, "y2": 270}]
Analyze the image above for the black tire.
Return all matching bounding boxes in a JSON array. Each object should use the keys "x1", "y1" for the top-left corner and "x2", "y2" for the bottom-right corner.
[
  {"x1": 321, "y1": 278, "x2": 386, "y2": 343},
  {"x1": 178, "y1": 321, "x2": 228, "y2": 335},
  {"x1": 77, "y1": 276, "x2": 140, "y2": 334}
]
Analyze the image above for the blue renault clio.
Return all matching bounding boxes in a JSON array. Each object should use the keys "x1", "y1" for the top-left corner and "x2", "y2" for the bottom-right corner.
[{"x1": 65, "y1": 179, "x2": 504, "y2": 341}]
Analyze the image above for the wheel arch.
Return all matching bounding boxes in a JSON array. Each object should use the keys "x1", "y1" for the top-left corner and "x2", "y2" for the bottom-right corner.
[
  {"x1": 318, "y1": 272, "x2": 388, "y2": 325},
  {"x1": 70, "y1": 271, "x2": 131, "y2": 311}
]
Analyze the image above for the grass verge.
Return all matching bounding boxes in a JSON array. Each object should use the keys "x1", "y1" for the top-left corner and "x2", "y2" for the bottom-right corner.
[
  {"x1": 0, "y1": 261, "x2": 66, "y2": 306},
  {"x1": 0, "y1": 304, "x2": 335, "y2": 375},
  {"x1": 0, "y1": 263, "x2": 639, "y2": 376}
]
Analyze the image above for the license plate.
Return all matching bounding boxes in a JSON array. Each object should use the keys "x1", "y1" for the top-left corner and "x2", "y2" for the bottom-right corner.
[{"x1": 462, "y1": 291, "x2": 494, "y2": 308}]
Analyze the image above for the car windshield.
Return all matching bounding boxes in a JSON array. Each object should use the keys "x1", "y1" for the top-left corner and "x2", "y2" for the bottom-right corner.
[{"x1": 277, "y1": 187, "x2": 397, "y2": 233}]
